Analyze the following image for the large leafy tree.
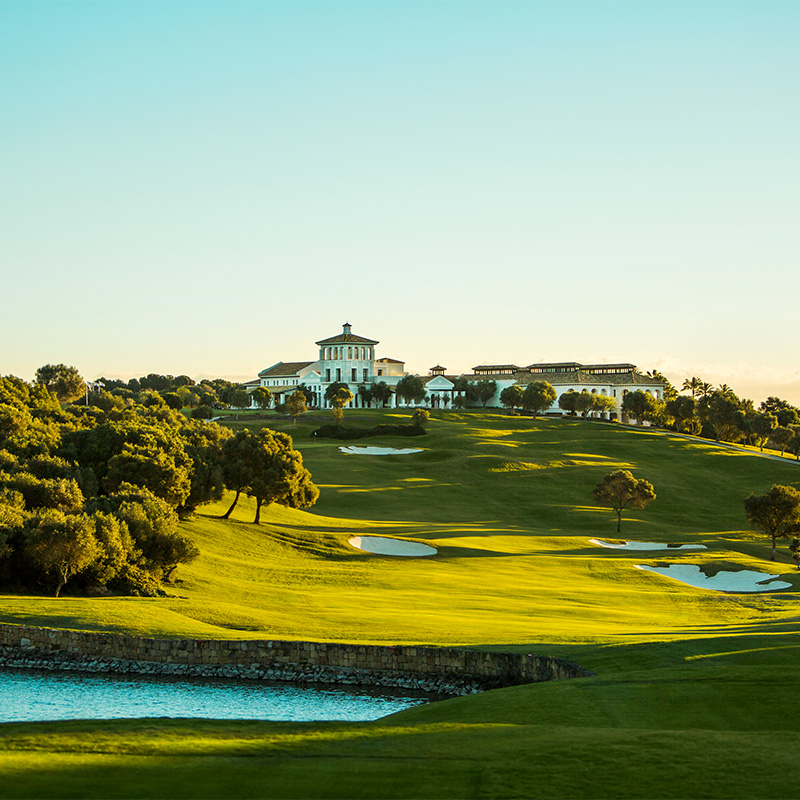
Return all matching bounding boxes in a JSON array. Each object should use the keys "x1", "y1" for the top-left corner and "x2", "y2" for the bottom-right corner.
[
  {"x1": 698, "y1": 391, "x2": 742, "y2": 443},
  {"x1": 296, "y1": 384, "x2": 316, "y2": 408},
  {"x1": 558, "y1": 391, "x2": 578, "y2": 416},
  {"x1": 474, "y1": 380, "x2": 497, "y2": 407},
  {"x1": 573, "y1": 391, "x2": 593, "y2": 418},
  {"x1": 593, "y1": 470, "x2": 656, "y2": 533},
  {"x1": 396, "y1": 375, "x2": 427, "y2": 407},
  {"x1": 770, "y1": 426, "x2": 794, "y2": 457},
  {"x1": 371, "y1": 381, "x2": 392, "y2": 408},
  {"x1": 522, "y1": 381, "x2": 557, "y2": 417},
  {"x1": 229, "y1": 388, "x2": 250, "y2": 410},
  {"x1": 220, "y1": 429, "x2": 318, "y2": 524},
  {"x1": 219, "y1": 431, "x2": 254, "y2": 519},
  {"x1": 324, "y1": 382, "x2": 354, "y2": 425},
  {"x1": 744, "y1": 484, "x2": 800, "y2": 560},
  {"x1": 285, "y1": 390, "x2": 308, "y2": 425},
  {"x1": 250, "y1": 387, "x2": 272, "y2": 410},
  {"x1": 622, "y1": 390, "x2": 660, "y2": 426},
  {"x1": 590, "y1": 394, "x2": 617, "y2": 418},
  {"x1": 35, "y1": 364, "x2": 85, "y2": 404},
  {"x1": 248, "y1": 430, "x2": 318, "y2": 524},
  {"x1": 357, "y1": 384, "x2": 373, "y2": 409},
  {"x1": 665, "y1": 395, "x2": 698, "y2": 433},
  {"x1": 178, "y1": 419, "x2": 232, "y2": 515},
  {"x1": 751, "y1": 413, "x2": 778, "y2": 451},
  {"x1": 500, "y1": 385, "x2": 524, "y2": 413},
  {"x1": 24, "y1": 510, "x2": 100, "y2": 597},
  {"x1": 452, "y1": 377, "x2": 478, "y2": 406},
  {"x1": 761, "y1": 397, "x2": 800, "y2": 428},
  {"x1": 786, "y1": 434, "x2": 800, "y2": 462},
  {"x1": 107, "y1": 485, "x2": 198, "y2": 580}
]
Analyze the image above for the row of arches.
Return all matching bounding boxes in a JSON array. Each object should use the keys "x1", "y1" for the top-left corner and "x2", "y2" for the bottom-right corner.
[{"x1": 321, "y1": 346, "x2": 374, "y2": 361}]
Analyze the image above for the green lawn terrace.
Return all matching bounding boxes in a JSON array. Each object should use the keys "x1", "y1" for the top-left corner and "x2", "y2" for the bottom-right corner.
[{"x1": 2, "y1": 411, "x2": 800, "y2": 799}]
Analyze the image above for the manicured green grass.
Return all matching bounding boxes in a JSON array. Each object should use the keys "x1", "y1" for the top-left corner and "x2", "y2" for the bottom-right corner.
[{"x1": 1, "y1": 411, "x2": 799, "y2": 797}]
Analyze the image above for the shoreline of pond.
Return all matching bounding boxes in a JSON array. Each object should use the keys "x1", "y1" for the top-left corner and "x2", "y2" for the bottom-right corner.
[{"x1": 0, "y1": 623, "x2": 594, "y2": 698}]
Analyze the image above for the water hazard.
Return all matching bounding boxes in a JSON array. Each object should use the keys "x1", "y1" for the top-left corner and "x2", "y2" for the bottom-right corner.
[{"x1": 0, "y1": 667, "x2": 430, "y2": 723}]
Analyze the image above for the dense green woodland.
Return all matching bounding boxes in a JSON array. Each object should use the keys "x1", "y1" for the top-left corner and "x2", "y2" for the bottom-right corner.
[{"x1": 0, "y1": 370, "x2": 316, "y2": 597}]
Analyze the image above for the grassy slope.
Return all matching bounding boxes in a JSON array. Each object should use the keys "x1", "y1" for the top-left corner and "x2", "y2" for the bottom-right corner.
[{"x1": 1, "y1": 411, "x2": 800, "y2": 798}]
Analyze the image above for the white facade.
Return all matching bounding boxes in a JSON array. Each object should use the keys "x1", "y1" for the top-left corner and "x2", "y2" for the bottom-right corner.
[{"x1": 253, "y1": 324, "x2": 667, "y2": 416}]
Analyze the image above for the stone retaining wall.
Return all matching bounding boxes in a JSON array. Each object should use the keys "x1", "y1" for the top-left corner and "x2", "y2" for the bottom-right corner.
[{"x1": 0, "y1": 624, "x2": 593, "y2": 696}]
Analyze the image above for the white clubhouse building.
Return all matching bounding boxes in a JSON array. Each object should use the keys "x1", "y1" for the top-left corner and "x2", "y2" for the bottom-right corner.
[{"x1": 255, "y1": 322, "x2": 667, "y2": 419}]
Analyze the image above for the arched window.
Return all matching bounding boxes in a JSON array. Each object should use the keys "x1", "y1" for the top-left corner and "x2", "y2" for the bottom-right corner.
[{"x1": 348, "y1": 347, "x2": 352, "y2": 359}]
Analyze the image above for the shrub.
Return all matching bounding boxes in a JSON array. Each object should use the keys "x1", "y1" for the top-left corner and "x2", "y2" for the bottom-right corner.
[{"x1": 311, "y1": 423, "x2": 426, "y2": 440}]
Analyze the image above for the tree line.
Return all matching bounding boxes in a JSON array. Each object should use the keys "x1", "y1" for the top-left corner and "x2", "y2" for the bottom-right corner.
[
  {"x1": 614, "y1": 375, "x2": 800, "y2": 457},
  {"x1": 0, "y1": 366, "x2": 318, "y2": 598},
  {"x1": 36, "y1": 364, "x2": 275, "y2": 418}
]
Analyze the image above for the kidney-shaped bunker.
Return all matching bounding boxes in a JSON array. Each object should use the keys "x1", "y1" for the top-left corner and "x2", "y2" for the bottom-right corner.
[
  {"x1": 349, "y1": 536, "x2": 437, "y2": 557},
  {"x1": 339, "y1": 446, "x2": 424, "y2": 455}
]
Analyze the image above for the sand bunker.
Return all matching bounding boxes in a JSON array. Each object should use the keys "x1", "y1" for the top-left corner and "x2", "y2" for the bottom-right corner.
[
  {"x1": 590, "y1": 539, "x2": 706, "y2": 551},
  {"x1": 349, "y1": 536, "x2": 437, "y2": 557},
  {"x1": 634, "y1": 563, "x2": 792, "y2": 592},
  {"x1": 339, "y1": 446, "x2": 423, "y2": 455}
]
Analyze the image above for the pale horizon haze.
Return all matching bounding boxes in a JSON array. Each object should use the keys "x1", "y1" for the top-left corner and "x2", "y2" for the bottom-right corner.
[{"x1": 2, "y1": 1, "x2": 798, "y2": 405}]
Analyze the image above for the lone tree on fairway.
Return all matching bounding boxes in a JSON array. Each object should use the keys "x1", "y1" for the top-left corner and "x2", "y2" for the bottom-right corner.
[
  {"x1": 593, "y1": 470, "x2": 656, "y2": 533},
  {"x1": 246, "y1": 430, "x2": 319, "y2": 524},
  {"x1": 744, "y1": 484, "x2": 800, "y2": 560},
  {"x1": 285, "y1": 389, "x2": 307, "y2": 425},
  {"x1": 220, "y1": 428, "x2": 319, "y2": 523}
]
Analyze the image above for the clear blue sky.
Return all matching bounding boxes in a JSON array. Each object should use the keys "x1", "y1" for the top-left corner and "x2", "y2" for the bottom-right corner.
[{"x1": 2, "y1": 1, "x2": 799, "y2": 403}]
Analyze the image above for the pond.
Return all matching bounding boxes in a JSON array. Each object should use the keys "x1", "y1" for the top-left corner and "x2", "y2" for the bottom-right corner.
[{"x1": 0, "y1": 667, "x2": 431, "y2": 724}]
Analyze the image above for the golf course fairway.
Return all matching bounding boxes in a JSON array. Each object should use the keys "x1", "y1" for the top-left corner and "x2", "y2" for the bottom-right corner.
[{"x1": 1, "y1": 411, "x2": 799, "y2": 799}]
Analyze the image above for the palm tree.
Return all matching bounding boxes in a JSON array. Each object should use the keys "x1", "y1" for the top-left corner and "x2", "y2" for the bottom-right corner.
[
  {"x1": 682, "y1": 377, "x2": 702, "y2": 398},
  {"x1": 717, "y1": 384, "x2": 736, "y2": 398},
  {"x1": 698, "y1": 381, "x2": 714, "y2": 397}
]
